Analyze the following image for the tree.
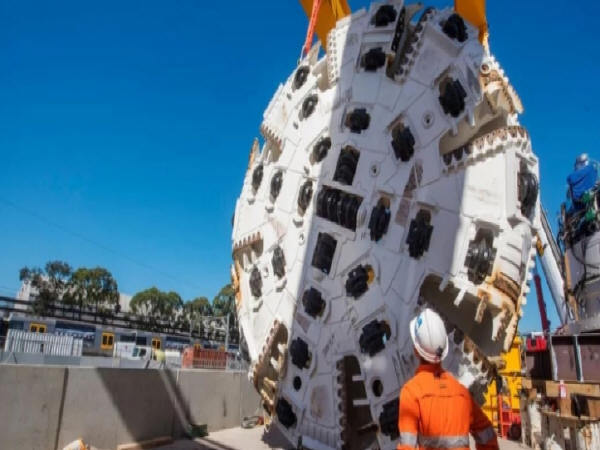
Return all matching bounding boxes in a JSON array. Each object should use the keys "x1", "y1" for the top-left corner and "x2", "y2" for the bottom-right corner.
[
  {"x1": 63, "y1": 267, "x2": 119, "y2": 321},
  {"x1": 212, "y1": 284, "x2": 235, "y2": 316},
  {"x1": 130, "y1": 287, "x2": 158, "y2": 317},
  {"x1": 188, "y1": 296, "x2": 213, "y2": 315},
  {"x1": 161, "y1": 291, "x2": 183, "y2": 332},
  {"x1": 64, "y1": 268, "x2": 89, "y2": 319},
  {"x1": 184, "y1": 296, "x2": 212, "y2": 335},
  {"x1": 130, "y1": 287, "x2": 183, "y2": 332},
  {"x1": 19, "y1": 261, "x2": 72, "y2": 315},
  {"x1": 212, "y1": 283, "x2": 237, "y2": 343}
]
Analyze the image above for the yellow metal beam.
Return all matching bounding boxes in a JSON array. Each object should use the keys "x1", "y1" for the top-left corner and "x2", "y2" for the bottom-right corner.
[
  {"x1": 299, "y1": 0, "x2": 351, "y2": 51},
  {"x1": 454, "y1": 0, "x2": 488, "y2": 46}
]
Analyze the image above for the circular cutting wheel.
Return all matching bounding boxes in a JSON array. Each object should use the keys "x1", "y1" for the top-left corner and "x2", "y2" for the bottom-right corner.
[{"x1": 231, "y1": 2, "x2": 540, "y2": 449}]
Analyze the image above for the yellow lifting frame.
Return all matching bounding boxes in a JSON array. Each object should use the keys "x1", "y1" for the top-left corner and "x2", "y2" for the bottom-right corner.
[
  {"x1": 454, "y1": 0, "x2": 488, "y2": 46},
  {"x1": 298, "y1": 0, "x2": 351, "y2": 52}
]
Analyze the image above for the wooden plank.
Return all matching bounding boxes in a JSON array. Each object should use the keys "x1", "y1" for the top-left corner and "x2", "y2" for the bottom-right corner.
[
  {"x1": 588, "y1": 398, "x2": 600, "y2": 418},
  {"x1": 547, "y1": 382, "x2": 600, "y2": 398},
  {"x1": 525, "y1": 379, "x2": 600, "y2": 398},
  {"x1": 525, "y1": 378, "x2": 552, "y2": 394},
  {"x1": 116, "y1": 437, "x2": 173, "y2": 450},
  {"x1": 559, "y1": 395, "x2": 571, "y2": 416},
  {"x1": 541, "y1": 410, "x2": 600, "y2": 424}
]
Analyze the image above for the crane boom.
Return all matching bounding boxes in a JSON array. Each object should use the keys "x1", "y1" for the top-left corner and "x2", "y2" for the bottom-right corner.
[
  {"x1": 533, "y1": 265, "x2": 551, "y2": 333},
  {"x1": 537, "y1": 207, "x2": 569, "y2": 325}
]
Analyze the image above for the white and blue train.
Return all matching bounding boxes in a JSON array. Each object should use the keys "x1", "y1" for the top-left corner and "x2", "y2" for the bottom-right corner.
[{"x1": 5, "y1": 313, "x2": 203, "y2": 356}]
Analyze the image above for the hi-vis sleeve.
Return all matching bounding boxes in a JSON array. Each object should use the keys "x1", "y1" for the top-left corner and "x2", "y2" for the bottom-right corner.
[
  {"x1": 470, "y1": 398, "x2": 499, "y2": 450},
  {"x1": 397, "y1": 386, "x2": 419, "y2": 450}
]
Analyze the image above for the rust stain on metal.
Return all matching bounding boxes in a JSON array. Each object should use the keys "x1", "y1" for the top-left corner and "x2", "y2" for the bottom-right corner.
[
  {"x1": 253, "y1": 320, "x2": 288, "y2": 417},
  {"x1": 491, "y1": 272, "x2": 520, "y2": 305},
  {"x1": 247, "y1": 137, "x2": 259, "y2": 171},
  {"x1": 233, "y1": 231, "x2": 263, "y2": 252},
  {"x1": 479, "y1": 69, "x2": 523, "y2": 114},
  {"x1": 231, "y1": 261, "x2": 242, "y2": 309},
  {"x1": 475, "y1": 290, "x2": 489, "y2": 323}
]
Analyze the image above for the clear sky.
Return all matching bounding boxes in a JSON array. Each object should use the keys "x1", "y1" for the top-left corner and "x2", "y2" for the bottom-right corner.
[{"x1": 2, "y1": 1, "x2": 600, "y2": 333}]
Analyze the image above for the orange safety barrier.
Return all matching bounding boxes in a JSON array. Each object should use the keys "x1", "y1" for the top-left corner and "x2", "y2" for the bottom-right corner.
[{"x1": 182, "y1": 346, "x2": 227, "y2": 370}]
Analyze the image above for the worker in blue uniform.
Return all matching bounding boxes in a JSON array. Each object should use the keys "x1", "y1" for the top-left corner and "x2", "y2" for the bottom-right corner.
[{"x1": 567, "y1": 153, "x2": 598, "y2": 213}]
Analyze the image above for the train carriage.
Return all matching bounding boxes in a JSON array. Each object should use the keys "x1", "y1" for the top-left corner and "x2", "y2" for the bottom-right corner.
[{"x1": 4, "y1": 313, "x2": 196, "y2": 357}]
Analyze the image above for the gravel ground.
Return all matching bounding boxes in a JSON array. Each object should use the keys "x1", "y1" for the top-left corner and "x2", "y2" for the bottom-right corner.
[{"x1": 156, "y1": 426, "x2": 531, "y2": 450}]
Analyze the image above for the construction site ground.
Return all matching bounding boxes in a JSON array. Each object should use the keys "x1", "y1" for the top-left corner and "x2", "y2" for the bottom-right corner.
[{"x1": 156, "y1": 426, "x2": 529, "y2": 450}]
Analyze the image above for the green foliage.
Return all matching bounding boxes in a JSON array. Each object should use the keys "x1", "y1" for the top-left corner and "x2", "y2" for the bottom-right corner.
[
  {"x1": 186, "y1": 296, "x2": 213, "y2": 316},
  {"x1": 130, "y1": 287, "x2": 183, "y2": 331},
  {"x1": 212, "y1": 284, "x2": 235, "y2": 316},
  {"x1": 182, "y1": 296, "x2": 214, "y2": 336},
  {"x1": 19, "y1": 261, "x2": 119, "y2": 318},
  {"x1": 18, "y1": 261, "x2": 238, "y2": 341},
  {"x1": 19, "y1": 260, "x2": 72, "y2": 315},
  {"x1": 211, "y1": 283, "x2": 237, "y2": 336},
  {"x1": 131, "y1": 283, "x2": 238, "y2": 338},
  {"x1": 64, "y1": 267, "x2": 119, "y2": 317}
]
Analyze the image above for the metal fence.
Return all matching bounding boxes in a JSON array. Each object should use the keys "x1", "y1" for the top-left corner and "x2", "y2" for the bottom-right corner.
[{"x1": 4, "y1": 329, "x2": 83, "y2": 357}]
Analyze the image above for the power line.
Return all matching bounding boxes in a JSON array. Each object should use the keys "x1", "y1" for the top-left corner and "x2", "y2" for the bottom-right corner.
[
  {"x1": 0, "y1": 284, "x2": 19, "y2": 291},
  {"x1": 0, "y1": 196, "x2": 204, "y2": 291},
  {"x1": 0, "y1": 285, "x2": 18, "y2": 295}
]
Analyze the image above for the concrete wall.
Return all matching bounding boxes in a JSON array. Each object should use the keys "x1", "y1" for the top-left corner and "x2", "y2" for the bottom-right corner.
[
  {"x1": 0, "y1": 351, "x2": 82, "y2": 367},
  {"x1": 0, "y1": 351, "x2": 154, "y2": 368},
  {"x1": 0, "y1": 365, "x2": 260, "y2": 450},
  {"x1": 0, "y1": 365, "x2": 66, "y2": 450},
  {"x1": 179, "y1": 370, "x2": 259, "y2": 432}
]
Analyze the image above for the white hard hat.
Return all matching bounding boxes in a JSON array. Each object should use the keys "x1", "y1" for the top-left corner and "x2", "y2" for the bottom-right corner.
[
  {"x1": 575, "y1": 153, "x2": 589, "y2": 170},
  {"x1": 409, "y1": 308, "x2": 448, "y2": 363}
]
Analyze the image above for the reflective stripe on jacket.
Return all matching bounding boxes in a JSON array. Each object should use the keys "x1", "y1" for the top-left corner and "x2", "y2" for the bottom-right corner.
[{"x1": 397, "y1": 363, "x2": 498, "y2": 450}]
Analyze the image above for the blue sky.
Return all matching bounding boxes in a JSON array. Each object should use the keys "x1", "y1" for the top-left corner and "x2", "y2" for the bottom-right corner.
[{"x1": 2, "y1": 0, "x2": 600, "y2": 333}]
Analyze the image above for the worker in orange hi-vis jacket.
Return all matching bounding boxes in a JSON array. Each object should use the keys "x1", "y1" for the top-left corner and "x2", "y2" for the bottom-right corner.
[{"x1": 397, "y1": 308, "x2": 499, "y2": 450}]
